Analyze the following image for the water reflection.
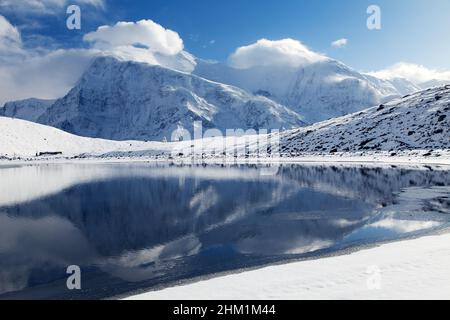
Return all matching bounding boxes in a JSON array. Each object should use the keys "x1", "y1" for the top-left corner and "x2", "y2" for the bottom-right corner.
[{"x1": 0, "y1": 163, "x2": 449, "y2": 299}]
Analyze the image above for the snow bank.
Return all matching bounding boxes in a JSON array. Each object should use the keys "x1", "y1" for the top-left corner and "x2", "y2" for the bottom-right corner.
[
  {"x1": 126, "y1": 232, "x2": 450, "y2": 300},
  {"x1": 0, "y1": 116, "x2": 166, "y2": 158}
]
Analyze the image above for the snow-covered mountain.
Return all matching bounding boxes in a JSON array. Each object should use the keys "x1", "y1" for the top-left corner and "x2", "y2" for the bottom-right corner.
[
  {"x1": 89, "y1": 86, "x2": 450, "y2": 161},
  {"x1": 1, "y1": 86, "x2": 448, "y2": 160},
  {"x1": 418, "y1": 79, "x2": 450, "y2": 90},
  {"x1": 2, "y1": 52, "x2": 423, "y2": 136},
  {"x1": 363, "y1": 75, "x2": 421, "y2": 96},
  {"x1": 367, "y1": 63, "x2": 450, "y2": 92},
  {"x1": 36, "y1": 56, "x2": 305, "y2": 141},
  {"x1": 0, "y1": 98, "x2": 55, "y2": 122},
  {"x1": 194, "y1": 58, "x2": 421, "y2": 123},
  {"x1": 278, "y1": 85, "x2": 450, "y2": 153}
]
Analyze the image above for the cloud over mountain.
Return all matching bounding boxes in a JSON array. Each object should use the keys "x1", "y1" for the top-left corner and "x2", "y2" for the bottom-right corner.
[
  {"x1": 369, "y1": 62, "x2": 450, "y2": 85},
  {"x1": 0, "y1": 17, "x2": 190, "y2": 105},
  {"x1": 228, "y1": 39, "x2": 327, "y2": 69},
  {"x1": 0, "y1": 15, "x2": 95, "y2": 105},
  {"x1": 0, "y1": 15, "x2": 22, "y2": 54},
  {"x1": 84, "y1": 19, "x2": 184, "y2": 57}
]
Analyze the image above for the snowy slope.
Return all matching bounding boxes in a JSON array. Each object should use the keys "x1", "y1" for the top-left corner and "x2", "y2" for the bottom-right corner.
[
  {"x1": 277, "y1": 85, "x2": 450, "y2": 154},
  {"x1": 194, "y1": 58, "x2": 421, "y2": 123},
  {"x1": 106, "y1": 86, "x2": 449, "y2": 160},
  {"x1": 0, "y1": 98, "x2": 55, "y2": 122},
  {"x1": 36, "y1": 56, "x2": 305, "y2": 141},
  {"x1": 0, "y1": 116, "x2": 167, "y2": 158},
  {"x1": 2, "y1": 86, "x2": 448, "y2": 160},
  {"x1": 127, "y1": 231, "x2": 450, "y2": 300}
]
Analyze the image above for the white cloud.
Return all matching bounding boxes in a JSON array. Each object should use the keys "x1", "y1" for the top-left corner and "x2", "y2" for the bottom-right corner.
[
  {"x1": 76, "y1": 0, "x2": 104, "y2": 8},
  {"x1": 0, "y1": 15, "x2": 95, "y2": 105},
  {"x1": 368, "y1": 62, "x2": 450, "y2": 84},
  {"x1": 0, "y1": 15, "x2": 23, "y2": 55},
  {"x1": 83, "y1": 19, "x2": 184, "y2": 61},
  {"x1": 0, "y1": 17, "x2": 192, "y2": 105},
  {"x1": 0, "y1": 48, "x2": 96, "y2": 105},
  {"x1": 0, "y1": 0, "x2": 105, "y2": 15},
  {"x1": 228, "y1": 38, "x2": 327, "y2": 69},
  {"x1": 331, "y1": 38, "x2": 348, "y2": 48}
]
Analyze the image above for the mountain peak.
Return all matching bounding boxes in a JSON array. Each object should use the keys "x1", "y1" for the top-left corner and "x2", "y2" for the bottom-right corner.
[
  {"x1": 194, "y1": 56, "x2": 422, "y2": 123},
  {"x1": 89, "y1": 50, "x2": 197, "y2": 74},
  {"x1": 35, "y1": 56, "x2": 305, "y2": 141}
]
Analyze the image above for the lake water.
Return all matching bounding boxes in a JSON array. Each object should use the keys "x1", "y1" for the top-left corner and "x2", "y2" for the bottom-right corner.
[{"x1": 0, "y1": 162, "x2": 449, "y2": 299}]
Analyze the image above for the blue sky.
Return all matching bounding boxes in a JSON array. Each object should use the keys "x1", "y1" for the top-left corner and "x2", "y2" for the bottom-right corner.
[
  {"x1": 2, "y1": 0, "x2": 449, "y2": 71},
  {"x1": 1, "y1": 0, "x2": 449, "y2": 106},
  {"x1": 105, "y1": 0, "x2": 450, "y2": 71},
  {"x1": 1, "y1": 0, "x2": 450, "y2": 71}
]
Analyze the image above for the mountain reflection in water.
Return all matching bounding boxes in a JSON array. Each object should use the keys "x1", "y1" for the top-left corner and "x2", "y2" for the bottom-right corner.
[{"x1": 0, "y1": 163, "x2": 449, "y2": 299}]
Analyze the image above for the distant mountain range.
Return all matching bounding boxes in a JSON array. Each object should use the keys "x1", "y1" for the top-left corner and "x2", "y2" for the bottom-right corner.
[
  {"x1": 0, "y1": 98, "x2": 55, "y2": 122},
  {"x1": 0, "y1": 51, "x2": 447, "y2": 142},
  {"x1": 0, "y1": 85, "x2": 449, "y2": 159},
  {"x1": 194, "y1": 58, "x2": 421, "y2": 123},
  {"x1": 8, "y1": 56, "x2": 306, "y2": 141}
]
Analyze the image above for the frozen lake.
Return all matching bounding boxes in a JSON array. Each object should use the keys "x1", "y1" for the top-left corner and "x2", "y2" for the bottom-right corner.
[{"x1": 0, "y1": 162, "x2": 449, "y2": 299}]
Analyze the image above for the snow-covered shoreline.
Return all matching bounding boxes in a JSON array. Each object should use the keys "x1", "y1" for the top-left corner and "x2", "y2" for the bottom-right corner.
[
  {"x1": 2, "y1": 152, "x2": 450, "y2": 168},
  {"x1": 125, "y1": 230, "x2": 450, "y2": 300},
  {"x1": 1, "y1": 84, "x2": 448, "y2": 165}
]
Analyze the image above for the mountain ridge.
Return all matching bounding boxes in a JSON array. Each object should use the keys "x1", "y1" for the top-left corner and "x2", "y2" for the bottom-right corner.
[
  {"x1": 35, "y1": 56, "x2": 305, "y2": 141},
  {"x1": 276, "y1": 85, "x2": 450, "y2": 154},
  {"x1": 194, "y1": 58, "x2": 421, "y2": 123},
  {"x1": 0, "y1": 98, "x2": 55, "y2": 122}
]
